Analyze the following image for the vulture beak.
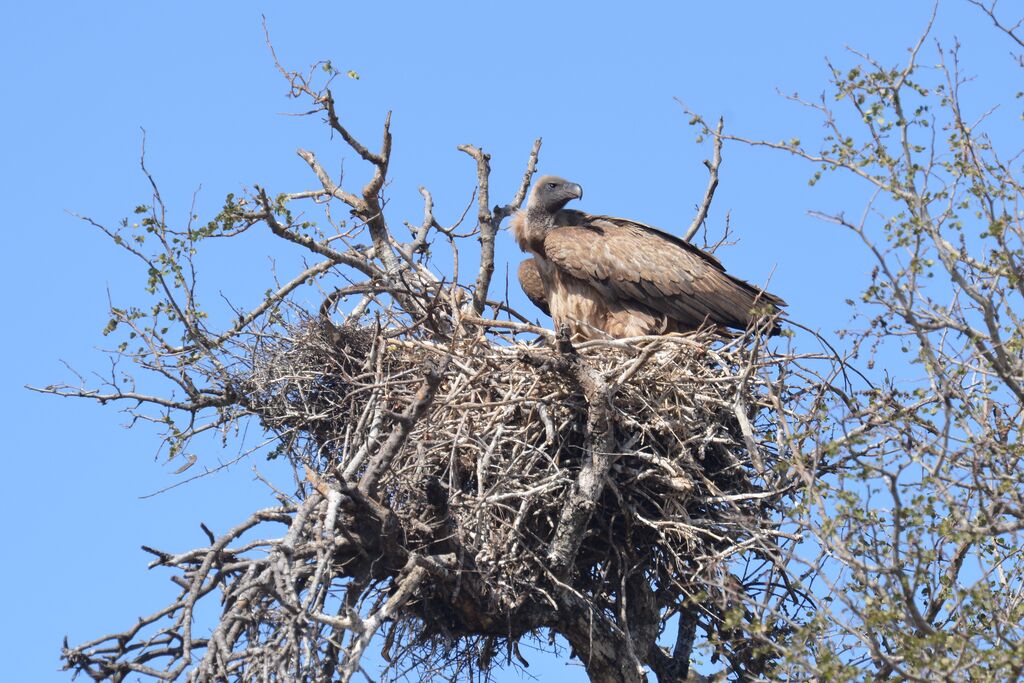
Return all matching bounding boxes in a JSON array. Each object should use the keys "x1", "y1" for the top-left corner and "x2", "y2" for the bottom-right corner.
[{"x1": 569, "y1": 183, "x2": 583, "y2": 200}]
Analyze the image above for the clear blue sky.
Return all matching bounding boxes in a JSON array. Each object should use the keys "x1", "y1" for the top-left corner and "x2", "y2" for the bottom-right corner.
[{"x1": 2, "y1": 2, "x2": 1017, "y2": 680}]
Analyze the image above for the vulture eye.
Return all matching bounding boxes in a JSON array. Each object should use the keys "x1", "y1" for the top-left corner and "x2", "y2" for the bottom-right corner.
[{"x1": 546, "y1": 182, "x2": 557, "y2": 189}]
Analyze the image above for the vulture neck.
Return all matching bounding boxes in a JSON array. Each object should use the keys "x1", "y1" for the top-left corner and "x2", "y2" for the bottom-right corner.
[
  {"x1": 526, "y1": 206, "x2": 559, "y2": 229},
  {"x1": 518, "y1": 206, "x2": 560, "y2": 256}
]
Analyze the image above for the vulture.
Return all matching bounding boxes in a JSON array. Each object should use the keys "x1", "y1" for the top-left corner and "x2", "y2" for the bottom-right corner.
[{"x1": 511, "y1": 175, "x2": 785, "y2": 340}]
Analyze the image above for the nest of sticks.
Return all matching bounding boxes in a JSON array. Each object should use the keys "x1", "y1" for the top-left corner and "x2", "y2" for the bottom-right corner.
[{"x1": 240, "y1": 313, "x2": 787, "y2": 674}]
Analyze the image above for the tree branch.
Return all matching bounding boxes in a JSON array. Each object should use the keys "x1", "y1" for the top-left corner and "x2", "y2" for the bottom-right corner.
[{"x1": 684, "y1": 117, "x2": 724, "y2": 242}]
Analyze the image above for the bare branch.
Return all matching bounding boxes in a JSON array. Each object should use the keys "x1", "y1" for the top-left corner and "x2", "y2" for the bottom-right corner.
[
  {"x1": 684, "y1": 117, "x2": 724, "y2": 242},
  {"x1": 494, "y1": 137, "x2": 543, "y2": 224},
  {"x1": 461, "y1": 138, "x2": 542, "y2": 315},
  {"x1": 458, "y1": 144, "x2": 497, "y2": 315}
]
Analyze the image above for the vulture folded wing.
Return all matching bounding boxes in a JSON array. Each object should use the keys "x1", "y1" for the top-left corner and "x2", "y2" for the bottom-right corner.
[
  {"x1": 517, "y1": 258, "x2": 550, "y2": 315},
  {"x1": 543, "y1": 215, "x2": 784, "y2": 330}
]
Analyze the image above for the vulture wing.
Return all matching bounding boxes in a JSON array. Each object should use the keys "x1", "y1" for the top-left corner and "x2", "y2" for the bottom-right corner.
[
  {"x1": 517, "y1": 258, "x2": 550, "y2": 315},
  {"x1": 543, "y1": 214, "x2": 785, "y2": 330}
]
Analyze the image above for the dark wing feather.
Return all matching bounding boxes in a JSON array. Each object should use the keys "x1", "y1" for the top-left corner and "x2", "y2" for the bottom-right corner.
[
  {"x1": 543, "y1": 213, "x2": 785, "y2": 330},
  {"x1": 517, "y1": 258, "x2": 550, "y2": 315},
  {"x1": 555, "y1": 210, "x2": 729, "y2": 270}
]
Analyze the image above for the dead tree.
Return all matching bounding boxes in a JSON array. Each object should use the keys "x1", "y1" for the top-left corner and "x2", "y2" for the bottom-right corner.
[{"x1": 39, "y1": 52, "x2": 838, "y2": 683}]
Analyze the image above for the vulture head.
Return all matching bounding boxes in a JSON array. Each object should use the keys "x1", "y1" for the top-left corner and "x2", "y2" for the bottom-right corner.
[{"x1": 528, "y1": 175, "x2": 583, "y2": 214}]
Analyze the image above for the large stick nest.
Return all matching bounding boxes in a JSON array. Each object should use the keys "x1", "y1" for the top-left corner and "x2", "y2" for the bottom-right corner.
[{"x1": 242, "y1": 316, "x2": 788, "y2": 671}]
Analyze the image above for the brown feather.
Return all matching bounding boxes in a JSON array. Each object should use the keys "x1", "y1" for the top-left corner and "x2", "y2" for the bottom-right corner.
[
  {"x1": 517, "y1": 258, "x2": 550, "y2": 315},
  {"x1": 544, "y1": 214, "x2": 784, "y2": 333}
]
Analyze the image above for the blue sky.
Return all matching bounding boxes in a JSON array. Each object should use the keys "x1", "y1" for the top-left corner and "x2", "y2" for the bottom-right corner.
[{"x1": 2, "y1": 2, "x2": 1019, "y2": 680}]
